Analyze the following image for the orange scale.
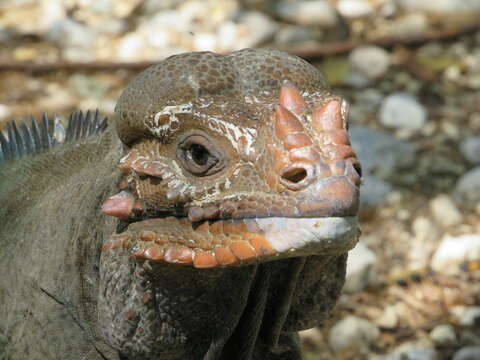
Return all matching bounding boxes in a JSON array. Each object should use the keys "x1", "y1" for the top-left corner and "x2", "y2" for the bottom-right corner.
[
  {"x1": 193, "y1": 251, "x2": 219, "y2": 268},
  {"x1": 229, "y1": 241, "x2": 257, "y2": 261},
  {"x1": 144, "y1": 245, "x2": 164, "y2": 261},
  {"x1": 164, "y1": 246, "x2": 194, "y2": 264},
  {"x1": 244, "y1": 233, "x2": 276, "y2": 256},
  {"x1": 214, "y1": 246, "x2": 237, "y2": 265}
]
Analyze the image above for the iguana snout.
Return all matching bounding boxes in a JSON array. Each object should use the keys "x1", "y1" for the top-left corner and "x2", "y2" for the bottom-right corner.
[{"x1": 100, "y1": 49, "x2": 360, "y2": 268}]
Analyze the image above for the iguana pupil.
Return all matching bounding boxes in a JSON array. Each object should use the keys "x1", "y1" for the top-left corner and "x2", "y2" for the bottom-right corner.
[{"x1": 190, "y1": 144, "x2": 209, "y2": 166}]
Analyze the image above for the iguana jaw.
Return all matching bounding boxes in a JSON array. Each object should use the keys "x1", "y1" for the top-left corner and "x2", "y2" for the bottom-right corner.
[{"x1": 102, "y1": 215, "x2": 358, "y2": 268}]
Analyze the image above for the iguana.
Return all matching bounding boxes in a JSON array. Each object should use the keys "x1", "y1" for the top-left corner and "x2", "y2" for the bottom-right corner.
[{"x1": 0, "y1": 48, "x2": 361, "y2": 360}]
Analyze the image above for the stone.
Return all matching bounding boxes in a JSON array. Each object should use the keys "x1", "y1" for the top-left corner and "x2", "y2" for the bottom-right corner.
[
  {"x1": 328, "y1": 316, "x2": 380, "y2": 352},
  {"x1": 461, "y1": 137, "x2": 480, "y2": 164},
  {"x1": 349, "y1": 125, "x2": 416, "y2": 179},
  {"x1": 384, "y1": 13, "x2": 429, "y2": 39},
  {"x1": 429, "y1": 194, "x2": 462, "y2": 227},
  {"x1": 360, "y1": 175, "x2": 392, "y2": 209},
  {"x1": 275, "y1": 0, "x2": 339, "y2": 27},
  {"x1": 431, "y1": 235, "x2": 480, "y2": 274},
  {"x1": 375, "y1": 341, "x2": 438, "y2": 360},
  {"x1": 375, "y1": 305, "x2": 398, "y2": 329},
  {"x1": 337, "y1": 0, "x2": 374, "y2": 18},
  {"x1": 450, "y1": 306, "x2": 480, "y2": 326},
  {"x1": 379, "y1": 93, "x2": 427, "y2": 130},
  {"x1": 234, "y1": 11, "x2": 278, "y2": 49},
  {"x1": 344, "y1": 242, "x2": 377, "y2": 293},
  {"x1": 274, "y1": 25, "x2": 318, "y2": 44},
  {"x1": 430, "y1": 324, "x2": 457, "y2": 346},
  {"x1": 349, "y1": 46, "x2": 391, "y2": 79},
  {"x1": 397, "y1": 0, "x2": 480, "y2": 14},
  {"x1": 298, "y1": 327, "x2": 323, "y2": 344},
  {"x1": 46, "y1": 18, "x2": 96, "y2": 49},
  {"x1": 0, "y1": 104, "x2": 12, "y2": 120},
  {"x1": 408, "y1": 216, "x2": 439, "y2": 271},
  {"x1": 452, "y1": 347, "x2": 480, "y2": 360},
  {"x1": 456, "y1": 167, "x2": 480, "y2": 202},
  {"x1": 355, "y1": 88, "x2": 384, "y2": 107}
]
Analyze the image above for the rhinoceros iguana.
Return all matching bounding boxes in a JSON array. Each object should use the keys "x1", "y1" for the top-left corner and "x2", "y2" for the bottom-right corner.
[{"x1": 0, "y1": 48, "x2": 361, "y2": 360}]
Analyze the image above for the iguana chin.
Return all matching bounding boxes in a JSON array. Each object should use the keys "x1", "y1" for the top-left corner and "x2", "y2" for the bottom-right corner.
[{"x1": 0, "y1": 49, "x2": 361, "y2": 360}]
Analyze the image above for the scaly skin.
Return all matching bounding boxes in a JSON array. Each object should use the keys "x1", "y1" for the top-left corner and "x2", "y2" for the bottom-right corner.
[{"x1": 0, "y1": 49, "x2": 360, "y2": 360}]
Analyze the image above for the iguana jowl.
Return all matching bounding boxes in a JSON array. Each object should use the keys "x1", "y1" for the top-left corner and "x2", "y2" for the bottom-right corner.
[{"x1": 0, "y1": 49, "x2": 361, "y2": 360}]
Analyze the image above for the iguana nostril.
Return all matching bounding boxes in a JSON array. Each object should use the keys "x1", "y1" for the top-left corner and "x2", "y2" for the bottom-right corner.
[
  {"x1": 280, "y1": 164, "x2": 312, "y2": 190},
  {"x1": 353, "y1": 162, "x2": 362, "y2": 178}
]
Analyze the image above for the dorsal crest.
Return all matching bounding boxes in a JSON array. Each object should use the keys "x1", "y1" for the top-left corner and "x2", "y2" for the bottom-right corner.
[{"x1": 0, "y1": 109, "x2": 108, "y2": 164}]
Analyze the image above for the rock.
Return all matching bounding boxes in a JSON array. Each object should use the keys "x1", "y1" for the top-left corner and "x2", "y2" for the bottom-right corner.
[
  {"x1": 46, "y1": 18, "x2": 96, "y2": 49},
  {"x1": 337, "y1": 0, "x2": 374, "y2": 18},
  {"x1": 408, "y1": 216, "x2": 439, "y2": 271},
  {"x1": 193, "y1": 32, "x2": 217, "y2": 51},
  {"x1": 0, "y1": 104, "x2": 12, "y2": 120},
  {"x1": 450, "y1": 306, "x2": 480, "y2": 326},
  {"x1": 355, "y1": 88, "x2": 384, "y2": 107},
  {"x1": 345, "y1": 71, "x2": 371, "y2": 88},
  {"x1": 430, "y1": 324, "x2": 457, "y2": 346},
  {"x1": 360, "y1": 175, "x2": 392, "y2": 209},
  {"x1": 452, "y1": 347, "x2": 480, "y2": 360},
  {"x1": 459, "y1": 330, "x2": 480, "y2": 347},
  {"x1": 274, "y1": 25, "x2": 318, "y2": 44},
  {"x1": 429, "y1": 194, "x2": 462, "y2": 227},
  {"x1": 461, "y1": 137, "x2": 480, "y2": 164},
  {"x1": 384, "y1": 13, "x2": 429, "y2": 39},
  {"x1": 349, "y1": 46, "x2": 391, "y2": 80},
  {"x1": 375, "y1": 305, "x2": 398, "y2": 329},
  {"x1": 379, "y1": 93, "x2": 427, "y2": 130},
  {"x1": 456, "y1": 167, "x2": 480, "y2": 202},
  {"x1": 431, "y1": 235, "x2": 480, "y2": 274},
  {"x1": 234, "y1": 11, "x2": 278, "y2": 49},
  {"x1": 375, "y1": 341, "x2": 438, "y2": 360},
  {"x1": 275, "y1": 0, "x2": 339, "y2": 27},
  {"x1": 328, "y1": 316, "x2": 380, "y2": 352},
  {"x1": 349, "y1": 125, "x2": 416, "y2": 178},
  {"x1": 344, "y1": 242, "x2": 377, "y2": 293},
  {"x1": 142, "y1": 0, "x2": 183, "y2": 13},
  {"x1": 397, "y1": 0, "x2": 480, "y2": 14},
  {"x1": 298, "y1": 327, "x2": 323, "y2": 344}
]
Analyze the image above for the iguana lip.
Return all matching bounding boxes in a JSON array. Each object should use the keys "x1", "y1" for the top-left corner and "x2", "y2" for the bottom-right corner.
[{"x1": 103, "y1": 216, "x2": 359, "y2": 268}]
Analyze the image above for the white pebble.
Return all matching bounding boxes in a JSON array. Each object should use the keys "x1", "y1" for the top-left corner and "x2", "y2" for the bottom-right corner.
[
  {"x1": 429, "y1": 194, "x2": 462, "y2": 227},
  {"x1": 337, "y1": 0, "x2": 374, "y2": 18},
  {"x1": 456, "y1": 167, "x2": 480, "y2": 202},
  {"x1": 350, "y1": 46, "x2": 391, "y2": 79},
  {"x1": 431, "y1": 234, "x2": 480, "y2": 274},
  {"x1": 329, "y1": 316, "x2": 379, "y2": 352},
  {"x1": 430, "y1": 324, "x2": 457, "y2": 345},
  {"x1": 275, "y1": 0, "x2": 339, "y2": 27},
  {"x1": 461, "y1": 137, "x2": 480, "y2": 164},
  {"x1": 344, "y1": 242, "x2": 377, "y2": 293},
  {"x1": 379, "y1": 92, "x2": 427, "y2": 130}
]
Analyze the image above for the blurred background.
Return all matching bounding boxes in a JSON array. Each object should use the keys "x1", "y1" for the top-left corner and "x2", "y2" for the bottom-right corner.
[{"x1": 0, "y1": 0, "x2": 479, "y2": 359}]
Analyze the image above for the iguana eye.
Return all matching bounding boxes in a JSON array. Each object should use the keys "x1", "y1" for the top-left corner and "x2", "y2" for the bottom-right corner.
[{"x1": 177, "y1": 134, "x2": 224, "y2": 176}]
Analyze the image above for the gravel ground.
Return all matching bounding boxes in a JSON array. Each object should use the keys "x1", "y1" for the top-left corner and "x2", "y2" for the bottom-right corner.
[{"x1": 1, "y1": 1, "x2": 479, "y2": 359}]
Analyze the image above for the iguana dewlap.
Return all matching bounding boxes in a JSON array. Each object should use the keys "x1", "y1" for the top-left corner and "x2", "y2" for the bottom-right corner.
[{"x1": 0, "y1": 49, "x2": 360, "y2": 360}]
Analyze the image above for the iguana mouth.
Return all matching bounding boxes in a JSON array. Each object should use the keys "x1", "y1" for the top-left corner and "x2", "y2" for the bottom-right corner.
[{"x1": 103, "y1": 215, "x2": 359, "y2": 268}]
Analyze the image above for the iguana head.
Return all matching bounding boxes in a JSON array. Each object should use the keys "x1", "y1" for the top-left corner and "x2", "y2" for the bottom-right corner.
[{"x1": 101, "y1": 48, "x2": 360, "y2": 268}]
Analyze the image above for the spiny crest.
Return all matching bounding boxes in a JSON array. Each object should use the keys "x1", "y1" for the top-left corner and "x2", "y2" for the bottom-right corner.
[{"x1": 0, "y1": 109, "x2": 108, "y2": 164}]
